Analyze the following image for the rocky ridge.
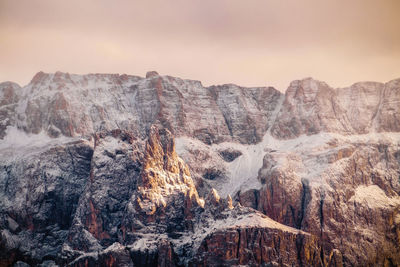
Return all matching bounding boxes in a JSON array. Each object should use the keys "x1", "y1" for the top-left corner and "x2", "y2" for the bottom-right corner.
[{"x1": 0, "y1": 71, "x2": 399, "y2": 266}]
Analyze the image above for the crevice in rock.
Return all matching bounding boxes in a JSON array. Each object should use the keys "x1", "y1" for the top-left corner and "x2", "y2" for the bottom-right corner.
[
  {"x1": 253, "y1": 190, "x2": 259, "y2": 210},
  {"x1": 236, "y1": 229, "x2": 241, "y2": 259},
  {"x1": 297, "y1": 179, "x2": 310, "y2": 229},
  {"x1": 320, "y1": 246, "x2": 325, "y2": 267},
  {"x1": 222, "y1": 112, "x2": 234, "y2": 138},
  {"x1": 319, "y1": 192, "x2": 325, "y2": 229},
  {"x1": 290, "y1": 205, "x2": 296, "y2": 226},
  {"x1": 318, "y1": 190, "x2": 327, "y2": 266},
  {"x1": 295, "y1": 234, "x2": 304, "y2": 266}
]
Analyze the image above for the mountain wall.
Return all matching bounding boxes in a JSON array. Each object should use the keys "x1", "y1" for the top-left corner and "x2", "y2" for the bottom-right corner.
[{"x1": 0, "y1": 71, "x2": 399, "y2": 266}]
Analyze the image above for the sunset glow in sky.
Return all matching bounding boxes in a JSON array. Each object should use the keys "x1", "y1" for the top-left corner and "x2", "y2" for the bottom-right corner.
[{"x1": 1, "y1": 0, "x2": 399, "y2": 91}]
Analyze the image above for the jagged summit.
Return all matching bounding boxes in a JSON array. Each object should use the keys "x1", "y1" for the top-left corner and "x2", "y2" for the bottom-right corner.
[{"x1": 145, "y1": 71, "x2": 159, "y2": 78}]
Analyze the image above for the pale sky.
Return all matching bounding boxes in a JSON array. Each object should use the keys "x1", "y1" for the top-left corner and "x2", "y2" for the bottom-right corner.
[{"x1": 1, "y1": 0, "x2": 399, "y2": 91}]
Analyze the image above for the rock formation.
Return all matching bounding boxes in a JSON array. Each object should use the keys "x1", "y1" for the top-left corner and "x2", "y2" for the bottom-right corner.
[{"x1": 0, "y1": 71, "x2": 399, "y2": 266}]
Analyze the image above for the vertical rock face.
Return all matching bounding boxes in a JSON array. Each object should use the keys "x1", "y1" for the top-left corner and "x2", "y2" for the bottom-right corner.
[
  {"x1": 0, "y1": 82, "x2": 21, "y2": 138},
  {"x1": 271, "y1": 78, "x2": 351, "y2": 138},
  {"x1": 209, "y1": 84, "x2": 283, "y2": 144},
  {"x1": 0, "y1": 71, "x2": 400, "y2": 266},
  {"x1": 253, "y1": 140, "x2": 400, "y2": 266},
  {"x1": 192, "y1": 227, "x2": 320, "y2": 267},
  {"x1": 271, "y1": 77, "x2": 400, "y2": 139},
  {"x1": 377, "y1": 78, "x2": 400, "y2": 132},
  {"x1": 336, "y1": 81, "x2": 385, "y2": 134},
  {"x1": 63, "y1": 130, "x2": 144, "y2": 259},
  {"x1": 187, "y1": 203, "x2": 321, "y2": 267},
  {"x1": 0, "y1": 137, "x2": 93, "y2": 266}
]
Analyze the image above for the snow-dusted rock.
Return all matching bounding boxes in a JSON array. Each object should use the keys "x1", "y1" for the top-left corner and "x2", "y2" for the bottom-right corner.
[
  {"x1": 1, "y1": 71, "x2": 284, "y2": 145},
  {"x1": 0, "y1": 71, "x2": 399, "y2": 266},
  {"x1": 249, "y1": 134, "x2": 400, "y2": 266},
  {"x1": 63, "y1": 129, "x2": 144, "y2": 260},
  {"x1": 0, "y1": 135, "x2": 93, "y2": 265}
]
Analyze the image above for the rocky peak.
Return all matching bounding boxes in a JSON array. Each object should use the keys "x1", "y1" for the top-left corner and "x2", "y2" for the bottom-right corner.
[
  {"x1": 123, "y1": 125, "x2": 203, "y2": 234},
  {"x1": 206, "y1": 188, "x2": 221, "y2": 205},
  {"x1": 386, "y1": 77, "x2": 400, "y2": 88},
  {"x1": 285, "y1": 77, "x2": 330, "y2": 103},
  {"x1": 30, "y1": 71, "x2": 48, "y2": 84},
  {"x1": 0, "y1": 81, "x2": 21, "y2": 106},
  {"x1": 204, "y1": 188, "x2": 234, "y2": 218},
  {"x1": 29, "y1": 71, "x2": 72, "y2": 90},
  {"x1": 53, "y1": 71, "x2": 72, "y2": 83},
  {"x1": 94, "y1": 128, "x2": 137, "y2": 146},
  {"x1": 139, "y1": 125, "x2": 193, "y2": 190},
  {"x1": 146, "y1": 71, "x2": 159, "y2": 79}
]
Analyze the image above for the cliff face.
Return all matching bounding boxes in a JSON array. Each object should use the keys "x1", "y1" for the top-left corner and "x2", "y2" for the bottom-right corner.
[
  {"x1": 1, "y1": 71, "x2": 282, "y2": 145},
  {"x1": 0, "y1": 136, "x2": 93, "y2": 266},
  {"x1": 253, "y1": 140, "x2": 400, "y2": 266},
  {"x1": 271, "y1": 77, "x2": 400, "y2": 138},
  {"x1": 0, "y1": 71, "x2": 399, "y2": 266},
  {"x1": 192, "y1": 226, "x2": 320, "y2": 267}
]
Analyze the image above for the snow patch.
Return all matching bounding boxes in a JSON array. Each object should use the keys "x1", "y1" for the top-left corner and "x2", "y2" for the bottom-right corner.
[
  {"x1": 103, "y1": 242, "x2": 125, "y2": 253},
  {"x1": 0, "y1": 126, "x2": 53, "y2": 148},
  {"x1": 0, "y1": 126, "x2": 82, "y2": 161},
  {"x1": 176, "y1": 132, "x2": 335, "y2": 197},
  {"x1": 350, "y1": 185, "x2": 400, "y2": 209},
  {"x1": 228, "y1": 211, "x2": 301, "y2": 232},
  {"x1": 177, "y1": 131, "x2": 400, "y2": 198}
]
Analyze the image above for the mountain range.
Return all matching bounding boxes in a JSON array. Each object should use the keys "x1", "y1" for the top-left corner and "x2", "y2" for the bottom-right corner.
[{"x1": 0, "y1": 71, "x2": 399, "y2": 266}]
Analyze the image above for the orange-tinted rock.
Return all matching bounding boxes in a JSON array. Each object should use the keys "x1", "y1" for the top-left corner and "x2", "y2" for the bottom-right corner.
[
  {"x1": 192, "y1": 227, "x2": 320, "y2": 266},
  {"x1": 123, "y1": 125, "x2": 204, "y2": 234}
]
